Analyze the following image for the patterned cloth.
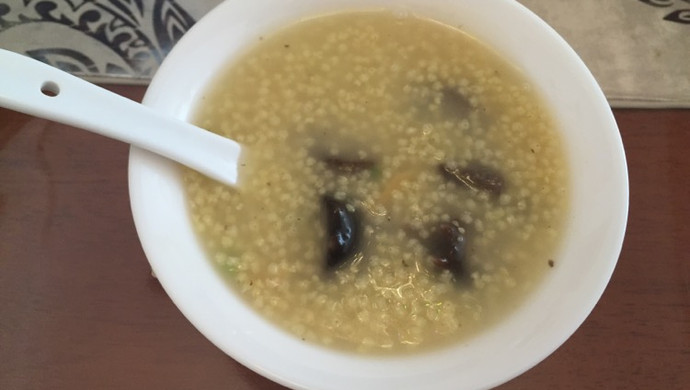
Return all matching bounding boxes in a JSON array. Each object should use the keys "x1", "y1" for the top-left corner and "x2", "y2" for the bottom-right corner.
[
  {"x1": 520, "y1": 0, "x2": 690, "y2": 107},
  {"x1": 0, "y1": 0, "x2": 214, "y2": 83},
  {"x1": 0, "y1": 0, "x2": 688, "y2": 107}
]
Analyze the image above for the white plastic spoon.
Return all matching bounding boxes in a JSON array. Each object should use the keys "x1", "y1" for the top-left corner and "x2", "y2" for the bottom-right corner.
[{"x1": 0, "y1": 48, "x2": 241, "y2": 187}]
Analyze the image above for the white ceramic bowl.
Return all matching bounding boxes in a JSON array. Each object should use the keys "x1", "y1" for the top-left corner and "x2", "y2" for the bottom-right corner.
[{"x1": 128, "y1": 0, "x2": 629, "y2": 389}]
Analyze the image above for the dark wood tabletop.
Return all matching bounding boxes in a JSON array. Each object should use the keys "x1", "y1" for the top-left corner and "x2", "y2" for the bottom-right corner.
[{"x1": 1, "y1": 85, "x2": 688, "y2": 389}]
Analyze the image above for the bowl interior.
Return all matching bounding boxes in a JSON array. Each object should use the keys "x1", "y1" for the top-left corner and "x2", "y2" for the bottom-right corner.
[{"x1": 128, "y1": 0, "x2": 628, "y2": 389}]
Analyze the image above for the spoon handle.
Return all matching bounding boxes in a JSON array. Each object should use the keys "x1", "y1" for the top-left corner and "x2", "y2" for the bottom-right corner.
[{"x1": 0, "y1": 48, "x2": 240, "y2": 187}]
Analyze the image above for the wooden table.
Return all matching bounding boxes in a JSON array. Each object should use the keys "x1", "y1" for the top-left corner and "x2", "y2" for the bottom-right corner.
[{"x1": 1, "y1": 85, "x2": 688, "y2": 389}]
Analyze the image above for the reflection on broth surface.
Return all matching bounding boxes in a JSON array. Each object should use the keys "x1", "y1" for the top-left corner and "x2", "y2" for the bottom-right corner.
[{"x1": 185, "y1": 11, "x2": 569, "y2": 353}]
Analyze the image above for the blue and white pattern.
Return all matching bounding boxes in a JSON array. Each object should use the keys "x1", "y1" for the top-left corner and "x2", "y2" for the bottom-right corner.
[{"x1": 0, "y1": 0, "x2": 219, "y2": 82}]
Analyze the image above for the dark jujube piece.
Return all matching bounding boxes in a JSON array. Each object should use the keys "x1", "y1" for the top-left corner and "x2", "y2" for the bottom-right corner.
[
  {"x1": 323, "y1": 157, "x2": 375, "y2": 174},
  {"x1": 425, "y1": 221, "x2": 468, "y2": 280},
  {"x1": 322, "y1": 195, "x2": 361, "y2": 269},
  {"x1": 440, "y1": 88, "x2": 473, "y2": 119},
  {"x1": 440, "y1": 162, "x2": 504, "y2": 197}
]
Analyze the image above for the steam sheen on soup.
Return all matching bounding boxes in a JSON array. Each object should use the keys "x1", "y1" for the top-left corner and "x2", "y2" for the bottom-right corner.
[{"x1": 185, "y1": 11, "x2": 569, "y2": 353}]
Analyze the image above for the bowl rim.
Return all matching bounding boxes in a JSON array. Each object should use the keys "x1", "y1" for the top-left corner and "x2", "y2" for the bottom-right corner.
[{"x1": 128, "y1": 0, "x2": 629, "y2": 389}]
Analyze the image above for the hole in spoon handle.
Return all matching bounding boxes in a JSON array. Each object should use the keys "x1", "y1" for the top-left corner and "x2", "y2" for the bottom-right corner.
[{"x1": 41, "y1": 81, "x2": 60, "y2": 97}]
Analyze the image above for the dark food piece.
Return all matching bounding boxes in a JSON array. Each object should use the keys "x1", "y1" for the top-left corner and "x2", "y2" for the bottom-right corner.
[
  {"x1": 323, "y1": 157, "x2": 375, "y2": 174},
  {"x1": 440, "y1": 162, "x2": 504, "y2": 197},
  {"x1": 322, "y1": 195, "x2": 361, "y2": 269},
  {"x1": 440, "y1": 88, "x2": 473, "y2": 118},
  {"x1": 425, "y1": 221, "x2": 468, "y2": 280}
]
